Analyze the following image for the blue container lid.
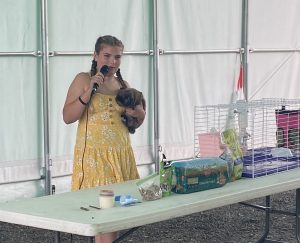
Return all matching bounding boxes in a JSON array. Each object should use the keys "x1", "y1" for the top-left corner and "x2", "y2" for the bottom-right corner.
[{"x1": 172, "y1": 157, "x2": 227, "y2": 168}]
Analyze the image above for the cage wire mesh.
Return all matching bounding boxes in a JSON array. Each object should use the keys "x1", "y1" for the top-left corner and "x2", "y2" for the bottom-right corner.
[{"x1": 194, "y1": 98, "x2": 300, "y2": 178}]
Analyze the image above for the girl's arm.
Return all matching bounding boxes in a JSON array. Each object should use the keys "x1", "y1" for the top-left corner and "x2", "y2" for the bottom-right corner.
[{"x1": 62, "y1": 73, "x2": 92, "y2": 124}]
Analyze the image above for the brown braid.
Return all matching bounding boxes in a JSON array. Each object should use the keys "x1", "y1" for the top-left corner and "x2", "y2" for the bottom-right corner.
[
  {"x1": 116, "y1": 68, "x2": 127, "y2": 88},
  {"x1": 90, "y1": 60, "x2": 97, "y2": 77}
]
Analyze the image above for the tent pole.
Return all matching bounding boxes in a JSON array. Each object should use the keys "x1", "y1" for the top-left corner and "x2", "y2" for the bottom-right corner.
[
  {"x1": 153, "y1": 0, "x2": 160, "y2": 172},
  {"x1": 241, "y1": 0, "x2": 249, "y2": 100},
  {"x1": 41, "y1": 0, "x2": 52, "y2": 195}
]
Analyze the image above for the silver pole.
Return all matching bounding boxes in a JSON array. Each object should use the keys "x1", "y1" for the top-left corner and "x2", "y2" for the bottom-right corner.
[
  {"x1": 241, "y1": 0, "x2": 248, "y2": 100},
  {"x1": 161, "y1": 49, "x2": 242, "y2": 55},
  {"x1": 41, "y1": 0, "x2": 52, "y2": 195},
  {"x1": 250, "y1": 48, "x2": 300, "y2": 53},
  {"x1": 0, "y1": 51, "x2": 42, "y2": 57},
  {"x1": 153, "y1": 0, "x2": 160, "y2": 171},
  {"x1": 51, "y1": 50, "x2": 152, "y2": 56}
]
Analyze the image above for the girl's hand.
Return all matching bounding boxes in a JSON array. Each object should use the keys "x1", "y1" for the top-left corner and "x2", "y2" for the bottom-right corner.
[
  {"x1": 89, "y1": 72, "x2": 105, "y2": 91},
  {"x1": 125, "y1": 105, "x2": 144, "y2": 117},
  {"x1": 124, "y1": 104, "x2": 146, "y2": 127}
]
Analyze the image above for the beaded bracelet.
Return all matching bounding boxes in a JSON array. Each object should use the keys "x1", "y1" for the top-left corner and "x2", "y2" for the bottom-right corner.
[{"x1": 78, "y1": 96, "x2": 88, "y2": 106}]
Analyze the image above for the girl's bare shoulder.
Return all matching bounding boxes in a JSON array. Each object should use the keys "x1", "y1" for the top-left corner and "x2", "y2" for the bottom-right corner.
[
  {"x1": 75, "y1": 72, "x2": 90, "y2": 81},
  {"x1": 73, "y1": 72, "x2": 90, "y2": 85}
]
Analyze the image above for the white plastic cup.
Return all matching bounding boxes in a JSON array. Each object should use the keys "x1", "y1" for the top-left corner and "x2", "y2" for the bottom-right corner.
[{"x1": 99, "y1": 190, "x2": 115, "y2": 209}]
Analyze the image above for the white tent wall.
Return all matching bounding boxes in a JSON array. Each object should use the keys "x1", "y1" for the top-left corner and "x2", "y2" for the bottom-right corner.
[
  {"x1": 157, "y1": 0, "x2": 242, "y2": 159},
  {"x1": 0, "y1": 0, "x2": 44, "y2": 201},
  {"x1": 0, "y1": 0, "x2": 299, "y2": 202},
  {"x1": 248, "y1": 0, "x2": 300, "y2": 100}
]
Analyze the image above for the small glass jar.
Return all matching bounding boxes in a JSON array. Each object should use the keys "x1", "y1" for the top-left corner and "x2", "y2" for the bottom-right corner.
[{"x1": 99, "y1": 189, "x2": 115, "y2": 209}]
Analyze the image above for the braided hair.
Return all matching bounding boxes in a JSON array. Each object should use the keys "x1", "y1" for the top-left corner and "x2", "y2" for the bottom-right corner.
[
  {"x1": 90, "y1": 59, "x2": 97, "y2": 77},
  {"x1": 90, "y1": 35, "x2": 127, "y2": 88},
  {"x1": 116, "y1": 68, "x2": 127, "y2": 89}
]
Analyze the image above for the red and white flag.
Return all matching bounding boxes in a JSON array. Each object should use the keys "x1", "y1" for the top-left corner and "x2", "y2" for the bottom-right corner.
[{"x1": 236, "y1": 64, "x2": 245, "y2": 101}]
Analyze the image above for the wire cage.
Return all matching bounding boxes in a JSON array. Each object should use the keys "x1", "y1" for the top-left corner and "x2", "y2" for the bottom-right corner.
[{"x1": 194, "y1": 98, "x2": 300, "y2": 178}]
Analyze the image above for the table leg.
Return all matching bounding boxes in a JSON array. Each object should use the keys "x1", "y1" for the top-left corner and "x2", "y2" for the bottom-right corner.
[
  {"x1": 87, "y1": 236, "x2": 94, "y2": 243},
  {"x1": 256, "y1": 195, "x2": 271, "y2": 243},
  {"x1": 55, "y1": 231, "x2": 60, "y2": 243},
  {"x1": 296, "y1": 188, "x2": 300, "y2": 242},
  {"x1": 113, "y1": 227, "x2": 140, "y2": 243}
]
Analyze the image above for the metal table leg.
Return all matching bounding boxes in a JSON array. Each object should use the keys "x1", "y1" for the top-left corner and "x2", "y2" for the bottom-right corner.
[
  {"x1": 296, "y1": 188, "x2": 300, "y2": 243},
  {"x1": 240, "y1": 196, "x2": 271, "y2": 243},
  {"x1": 55, "y1": 231, "x2": 60, "y2": 243},
  {"x1": 256, "y1": 195, "x2": 271, "y2": 243},
  {"x1": 87, "y1": 236, "x2": 94, "y2": 243},
  {"x1": 113, "y1": 227, "x2": 140, "y2": 243}
]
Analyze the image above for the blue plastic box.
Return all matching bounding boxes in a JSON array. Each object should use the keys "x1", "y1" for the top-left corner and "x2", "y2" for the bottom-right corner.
[{"x1": 242, "y1": 147, "x2": 300, "y2": 178}]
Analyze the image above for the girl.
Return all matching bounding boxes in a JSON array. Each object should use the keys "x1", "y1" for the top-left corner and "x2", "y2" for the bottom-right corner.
[{"x1": 63, "y1": 35, "x2": 145, "y2": 243}]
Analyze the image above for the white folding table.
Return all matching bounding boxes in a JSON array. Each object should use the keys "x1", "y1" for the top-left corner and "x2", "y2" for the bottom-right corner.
[{"x1": 0, "y1": 168, "x2": 300, "y2": 242}]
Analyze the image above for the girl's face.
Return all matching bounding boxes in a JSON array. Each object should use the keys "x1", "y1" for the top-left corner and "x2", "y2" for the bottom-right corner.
[{"x1": 94, "y1": 44, "x2": 123, "y2": 76}]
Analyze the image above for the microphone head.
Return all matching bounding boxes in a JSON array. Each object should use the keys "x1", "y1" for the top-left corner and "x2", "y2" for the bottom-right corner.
[
  {"x1": 92, "y1": 65, "x2": 109, "y2": 96},
  {"x1": 100, "y1": 65, "x2": 109, "y2": 76}
]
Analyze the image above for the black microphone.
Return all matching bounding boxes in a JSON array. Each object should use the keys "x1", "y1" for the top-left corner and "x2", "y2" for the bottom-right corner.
[{"x1": 92, "y1": 65, "x2": 110, "y2": 95}]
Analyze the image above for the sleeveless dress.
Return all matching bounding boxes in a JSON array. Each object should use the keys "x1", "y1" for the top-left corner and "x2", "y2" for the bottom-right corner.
[{"x1": 71, "y1": 92, "x2": 140, "y2": 191}]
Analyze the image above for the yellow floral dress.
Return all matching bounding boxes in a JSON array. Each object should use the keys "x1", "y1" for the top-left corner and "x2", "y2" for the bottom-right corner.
[{"x1": 71, "y1": 93, "x2": 140, "y2": 191}]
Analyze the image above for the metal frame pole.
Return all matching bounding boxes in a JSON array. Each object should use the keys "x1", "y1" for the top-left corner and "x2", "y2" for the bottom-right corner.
[
  {"x1": 41, "y1": 0, "x2": 52, "y2": 195},
  {"x1": 153, "y1": 0, "x2": 160, "y2": 171},
  {"x1": 241, "y1": 0, "x2": 249, "y2": 100}
]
